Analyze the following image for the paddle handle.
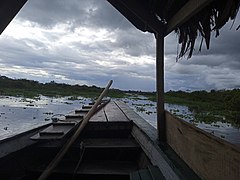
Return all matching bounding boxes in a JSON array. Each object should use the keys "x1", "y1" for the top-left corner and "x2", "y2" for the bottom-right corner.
[{"x1": 38, "y1": 80, "x2": 113, "y2": 180}]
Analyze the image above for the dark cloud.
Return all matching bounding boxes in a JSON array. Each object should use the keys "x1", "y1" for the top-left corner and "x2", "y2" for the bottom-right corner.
[
  {"x1": 0, "y1": 0, "x2": 239, "y2": 91},
  {"x1": 164, "y1": 13, "x2": 240, "y2": 91},
  {"x1": 20, "y1": 0, "x2": 132, "y2": 30},
  {"x1": 113, "y1": 29, "x2": 155, "y2": 57}
]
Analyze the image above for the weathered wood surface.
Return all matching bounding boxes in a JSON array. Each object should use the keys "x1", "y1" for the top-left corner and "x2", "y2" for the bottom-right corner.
[
  {"x1": 75, "y1": 109, "x2": 89, "y2": 113},
  {"x1": 131, "y1": 125, "x2": 179, "y2": 180},
  {"x1": 38, "y1": 80, "x2": 113, "y2": 180},
  {"x1": 156, "y1": 32, "x2": 165, "y2": 142},
  {"x1": 31, "y1": 123, "x2": 77, "y2": 140},
  {"x1": 89, "y1": 101, "x2": 129, "y2": 122},
  {"x1": 65, "y1": 114, "x2": 84, "y2": 119},
  {"x1": 114, "y1": 101, "x2": 157, "y2": 140},
  {"x1": 166, "y1": 111, "x2": 240, "y2": 180},
  {"x1": 130, "y1": 171, "x2": 141, "y2": 180},
  {"x1": 0, "y1": 124, "x2": 50, "y2": 158},
  {"x1": 115, "y1": 101, "x2": 180, "y2": 180},
  {"x1": 104, "y1": 101, "x2": 129, "y2": 122},
  {"x1": 130, "y1": 165, "x2": 166, "y2": 180},
  {"x1": 82, "y1": 105, "x2": 93, "y2": 109},
  {"x1": 148, "y1": 165, "x2": 166, "y2": 180},
  {"x1": 82, "y1": 138, "x2": 139, "y2": 148},
  {"x1": 31, "y1": 100, "x2": 110, "y2": 140},
  {"x1": 138, "y1": 169, "x2": 152, "y2": 180},
  {"x1": 78, "y1": 161, "x2": 137, "y2": 175},
  {"x1": 89, "y1": 108, "x2": 107, "y2": 122}
]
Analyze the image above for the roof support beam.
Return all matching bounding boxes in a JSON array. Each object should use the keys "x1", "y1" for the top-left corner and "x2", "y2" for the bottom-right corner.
[
  {"x1": 0, "y1": 0, "x2": 28, "y2": 35},
  {"x1": 108, "y1": 0, "x2": 163, "y2": 33},
  {"x1": 165, "y1": 0, "x2": 215, "y2": 36},
  {"x1": 156, "y1": 32, "x2": 165, "y2": 142},
  {"x1": 119, "y1": 0, "x2": 163, "y2": 33}
]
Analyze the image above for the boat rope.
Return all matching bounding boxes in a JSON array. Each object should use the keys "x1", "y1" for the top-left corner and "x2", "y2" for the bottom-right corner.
[{"x1": 72, "y1": 142, "x2": 85, "y2": 179}]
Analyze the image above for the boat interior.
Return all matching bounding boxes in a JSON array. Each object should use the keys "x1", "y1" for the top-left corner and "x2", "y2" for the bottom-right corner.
[{"x1": 0, "y1": 101, "x2": 171, "y2": 180}]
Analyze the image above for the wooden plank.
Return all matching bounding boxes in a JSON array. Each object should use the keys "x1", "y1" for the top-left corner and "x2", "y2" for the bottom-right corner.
[
  {"x1": 165, "y1": 111, "x2": 240, "y2": 180},
  {"x1": 115, "y1": 101, "x2": 158, "y2": 141},
  {"x1": 0, "y1": 0, "x2": 28, "y2": 34},
  {"x1": 31, "y1": 123, "x2": 76, "y2": 140},
  {"x1": 138, "y1": 169, "x2": 152, "y2": 180},
  {"x1": 82, "y1": 138, "x2": 139, "y2": 148},
  {"x1": 165, "y1": 0, "x2": 214, "y2": 36},
  {"x1": 52, "y1": 122, "x2": 76, "y2": 126},
  {"x1": 131, "y1": 125, "x2": 179, "y2": 180},
  {"x1": 38, "y1": 124, "x2": 75, "y2": 134},
  {"x1": 148, "y1": 166, "x2": 166, "y2": 180},
  {"x1": 89, "y1": 108, "x2": 107, "y2": 122},
  {"x1": 38, "y1": 80, "x2": 113, "y2": 180},
  {"x1": 82, "y1": 105, "x2": 92, "y2": 109},
  {"x1": 65, "y1": 114, "x2": 84, "y2": 119},
  {"x1": 83, "y1": 121, "x2": 132, "y2": 138},
  {"x1": 39, "y1": 131, "x2": 64, "y2": 136},
  {"x1": 77, "y1": 161, "x2": 137, "y2": 175},
  {"x1": 130, "y1": 171, "x2": 141, "y2": 180},
  {"x1": 75, "y1": 109, "x2": 89, "y2": 113},
  {"x1": 0, "y1": 124, "x2": 50, "y2": 158},
  {"x1": 101, "y1": 102, "x2": 198, "y2": 179},
  {"x1": 156, "y1": 33, "x2": 166, "y2": 142},
  {"x1": 104, "y1": 101, "x2": 129, "y2": 122}
]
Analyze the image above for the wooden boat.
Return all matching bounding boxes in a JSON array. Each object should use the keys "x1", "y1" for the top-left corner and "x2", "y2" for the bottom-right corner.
[
  {"x1": 1, "y1": 82, "x2": 239, "y2": 180},
  {"x1": 0, "y1": 1, "x2": 240, "y2": 180},
  {"x1": 0, "y1": 82, "x2": 170, "y2": 180},
  {"x1": 0, "y1": 101, "x2": 197, "y2": 180},
  {"x1": 0, "y1": 81, "x2": 195, "y2": 180}
]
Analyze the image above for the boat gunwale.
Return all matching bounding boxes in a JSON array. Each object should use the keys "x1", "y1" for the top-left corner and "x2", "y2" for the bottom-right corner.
[
  {"x1": 165, "y1": 111, "x2": 240, "y2": 152},
  {"x1": 0, "y1": 123, "x2": 51, "y2": 144}
]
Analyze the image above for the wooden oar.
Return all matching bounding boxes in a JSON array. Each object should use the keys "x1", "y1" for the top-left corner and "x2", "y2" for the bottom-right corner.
[{"x1": 38, "y1": 80, "x2": 113, "y2": 180}]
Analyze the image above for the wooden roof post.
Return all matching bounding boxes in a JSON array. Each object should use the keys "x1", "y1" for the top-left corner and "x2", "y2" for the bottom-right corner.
[{"x1": 156, "y1": 31, "x2": 166, "y2": 142}]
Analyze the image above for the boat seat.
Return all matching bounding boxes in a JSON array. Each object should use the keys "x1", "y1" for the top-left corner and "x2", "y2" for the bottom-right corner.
[
  {"x1": 75, "y1": 109, "x2": 90, "y2": 113},
  {"x1": 65, "y1": 114, "x2": 84, "y2": 119},
  {"x1": 30, "y1": 122, "x2": 78, "y2": 140},
  {"x1": 130, "y1": 165, "x2": 165, "y2": 180},
  {"x1": 82, "y1": 105, "x2": 93, "y2": 109}
]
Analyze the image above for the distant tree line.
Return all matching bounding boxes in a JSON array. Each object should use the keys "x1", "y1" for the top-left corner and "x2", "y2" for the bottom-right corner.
[
  {"x1": 0, "y1": 75, "x2": 239, "y2": 113},
  {"x1": 0, "y1": 76, "x2": 156, "y2": 99},
  {"x1": 165, "y1": 89, "x2": 240, "y2": 112},
  {"x1": 0, "y1": 76, "x2": 125, "y2": 98},
  {"x1": 0, "y1": 75, "x2": 239, "y2": 125}
]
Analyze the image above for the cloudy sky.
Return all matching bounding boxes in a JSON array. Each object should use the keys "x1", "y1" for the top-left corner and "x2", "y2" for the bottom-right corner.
[{"x1": 0, "y1": 0, "x2": 239, "y2": 91}]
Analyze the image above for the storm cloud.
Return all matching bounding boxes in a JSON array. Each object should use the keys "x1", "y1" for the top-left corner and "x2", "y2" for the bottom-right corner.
[{"x1": 0, "y1": 0, "x2": 239, "y2": 91}]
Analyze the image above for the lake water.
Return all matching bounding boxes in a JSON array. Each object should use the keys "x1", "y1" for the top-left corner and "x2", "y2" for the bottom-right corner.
[
  {"x1": 121, "y1": 95, "x2": 240, "y2": 146},
  {"x1": 0, "y1": 95, "x2": 239, "y2": 146},
  {"x1": 0, "y1": 96, "x2": 91, "y2": 140}
]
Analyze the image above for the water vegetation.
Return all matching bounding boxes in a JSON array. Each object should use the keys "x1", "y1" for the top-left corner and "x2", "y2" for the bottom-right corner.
[
  {"x1": 0, "y1": 75, "x2": 239, "y2": 126},
  {"x1": 143, "y1": 90, "x2": 240, "y2": 127}
]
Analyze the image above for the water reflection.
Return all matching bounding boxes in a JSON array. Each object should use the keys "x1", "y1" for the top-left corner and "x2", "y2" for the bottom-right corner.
[
  {"x1": 0, "y1": 95, "x2": 239, "y2": 146},
  {"x1": 121, "y1": 95, "x2": 240, "y2": 146},
  {"x1": 0, "y1": 96, "x2": 91, "y2": 140}
]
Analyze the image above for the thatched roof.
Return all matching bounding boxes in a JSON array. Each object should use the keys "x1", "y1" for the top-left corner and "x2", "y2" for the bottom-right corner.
[
  {"x1": 173, "y1": 0, "x2": 240, "y2": 59},
  {"x1": 108, "y1": 0, "x2": 240, "y2": 59},
  {"x1": 0, "y1": 0, "x2": 239, "y2": 59}
]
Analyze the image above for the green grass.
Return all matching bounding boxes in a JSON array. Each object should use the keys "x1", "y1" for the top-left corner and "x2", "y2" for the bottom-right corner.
[{"x1": 142, "y1": 90, "x2": 240, "y2": 127}]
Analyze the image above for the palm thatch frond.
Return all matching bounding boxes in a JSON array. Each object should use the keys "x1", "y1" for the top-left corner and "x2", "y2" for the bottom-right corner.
[{"x1": 171, "y1": 0, "x2": 240, "y2": 59}]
